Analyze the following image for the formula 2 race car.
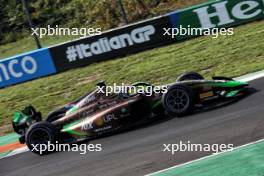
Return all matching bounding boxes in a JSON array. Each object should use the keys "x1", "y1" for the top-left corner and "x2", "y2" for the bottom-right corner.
[{"x1": 12, "y1": 72, "x2": 249, "y2": 154}]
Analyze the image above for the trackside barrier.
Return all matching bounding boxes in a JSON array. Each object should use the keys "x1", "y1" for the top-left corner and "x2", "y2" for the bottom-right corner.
[
  {"x1": 48, "y1": 15, "x2": 174, "y2": 72},
  {"x1": 0, "y1": 0, "x2": 263, "y2": 88},
  {"x1": 169, "y1": 0, "x2": 264, "y2": 41},
  {"x1": 0, "y1": 48, "x2": 56, "y2": 88}
]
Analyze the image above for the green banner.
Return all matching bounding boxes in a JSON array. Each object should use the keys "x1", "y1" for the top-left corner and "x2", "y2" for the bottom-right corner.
[{"x1": 169, "y1": 0, "x2": 264, "y2": 40}]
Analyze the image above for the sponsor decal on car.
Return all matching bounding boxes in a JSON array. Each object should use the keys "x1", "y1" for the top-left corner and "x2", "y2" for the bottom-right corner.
[
  {"x1": 94, "y1": 126, "x2": 112, "y2": 133},
  {"x1": 103, "y1": 114, "x2": 118, "y2": 123},
  {"x1": 78, "y1": 109, "x2": 96, "y2": 118},
  {"x1": 81, "y1": 121, "x2": 93, "y2": 131},
  {"x1": 79, "y1": 95, "x2": 96, "y2": 107},
  {"x1": 94, "y1": 117, "x2": 104, "y2": 127},
  {"x1": 199, "y1": 91, "x2": 214, "y2": 99}
]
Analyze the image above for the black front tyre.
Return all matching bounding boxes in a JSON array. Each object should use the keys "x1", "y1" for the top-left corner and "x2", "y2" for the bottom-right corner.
[
  {"x1": 176, "y1": 72, "x2": 204, "y2": 82},
  {"x1": 25, "y1": 121, "x2": 58, "y2": 155},
  {"x1": 162, "y1": 84, "x2": 194, "y2": 117}
]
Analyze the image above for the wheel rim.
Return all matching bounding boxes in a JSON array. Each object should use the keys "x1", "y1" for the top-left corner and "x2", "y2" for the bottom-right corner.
[
  {"x1": 166, "y1": 89, "x2": 190, "y2": 113},
  {"x1": 29, "y1": 128, "x2": 51, "y2": 146}
]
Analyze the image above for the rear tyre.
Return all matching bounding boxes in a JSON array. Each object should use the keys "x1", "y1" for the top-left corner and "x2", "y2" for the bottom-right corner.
[
  {"x1": 176, "y1": 72, "x2": 204, "y2": 82},
  {"x1": 25, "y1": 121, "x2": 57, "y2": 155},
  {"x1": 162, "y1": 85, "x2": 194, "y2": 117}
]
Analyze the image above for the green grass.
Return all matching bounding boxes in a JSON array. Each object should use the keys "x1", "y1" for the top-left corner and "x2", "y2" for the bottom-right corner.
[{"x1": 0, "y1": 20, "x2": 263, "y2": 135}]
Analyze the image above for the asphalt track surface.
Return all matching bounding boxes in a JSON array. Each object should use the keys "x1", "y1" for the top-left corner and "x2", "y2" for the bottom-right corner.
[{"x1": 1, "y1": 78, "x2": 264, "y2": 176}]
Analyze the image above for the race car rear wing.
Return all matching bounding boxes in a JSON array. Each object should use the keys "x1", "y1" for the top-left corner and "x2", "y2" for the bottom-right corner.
[{"x1": 12, "y1": 106, "x2": 42, "y2": 143}]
